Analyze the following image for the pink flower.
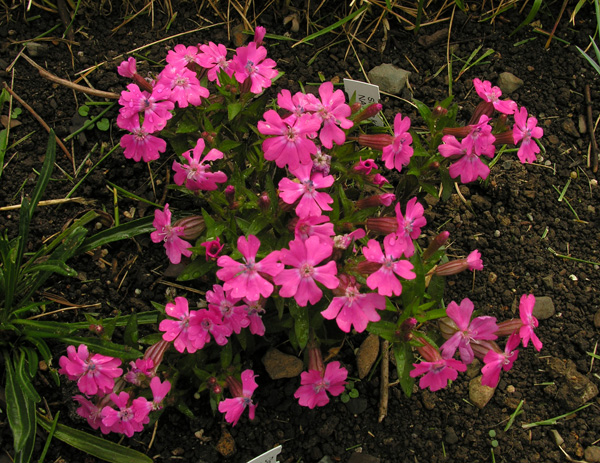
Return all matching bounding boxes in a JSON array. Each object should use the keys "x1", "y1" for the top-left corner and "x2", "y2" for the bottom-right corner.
[
  {"x1": 473, "y1": 78, "x2": 517, "y2": 115},
  {"x1": 277, "y1": 89, "x2": 320, "y2": 118},
  {"x1": 463, "y1": 115, "x2": 496, "y2": 157},
  {"x1": 197, "y1": 42, "x2": 233, "y2": 83},
  {"x1": 73, "y1": 395, "x2": 108, "y2": 432},
  {"x1": 244, "y1": 299, "x2": 266, "y2": 336},
  {"x1": 481, "y1": 332, "x2": 520, "y2": 387},
  {"x1": 120, "y1": 120, "x2": 167, "y2": 163},
  {"x1": 218, "y1": 369, "x2": 258, "y2": 426},
  {"x1": 439, "y1": 134, "x2": 490, "y2": 183},
  {"x1": 118, "y1": 83, "x2": 174, "y2": 133},
  {"x1": 158, "y1": 64, "x2": 209, "y2": 108},
  {"x1": 101, "y1": 392, "x2": 151, "y2": 437},
  {"x1": 314, "y1": 81, "x2": 353, "y2": 148},
  {"x1": 519, "y1": 294, "x2": 542, "y2": 351},
  {"x1": 124, "y1": 359, "x2": 154, "y2": 385},
  {"x1": 278, "y1": 164, "x2": 334, "y2": 218},
  {"x1": 254, "y1": 26, "x2": 266, "y2": 46},
  {"x1": 216, "y1": 235, "x2": 283, "y2": 301},
  {"x1": 159, "y1": 296, "x2": 197, "y2": 353},
  {"x1": 172, "y1": 138, "x2": 227, "y2": 191},
  {"x1": 410, "y1": 340, "x2": 467, "y2": 392},
  {"x1": 166, "y1": 44, "x2": 199, "y2": 68},
  {"x1": 293, "y1": 215, "x2": 335, "y2": 245},
  {"x1": 385, "y1": 197, "x2": 426, "y2": 257},
  {"x1": 188, "y1": 308, "x2": 231, "y2": 348},
  {"x1": 513, "y1": 107, "x2": 543, "y2": 164},
  {"x1": 58, "y1": 344, "x2": 122, "y2": 396},
  {"x1": 382, "y1": 113, "x2": 413, "y2": 172},
  {"x1": 294, "y1": 361, "x2": 348, "y2": 409},
  {"x1": 360, "y1": 238, "x2": 416, "y2": 296},
  {"x1": 321, "y1": 275, "x2": 386, "y2": 333},
  {"x1": 439, "y1": 298, "x2": 498, "y2": 364},
  {"x1": 353, "y1": 158, "x2": 378, "y2": 175},
  {"x1": 372, "y1": 173, "x2": 389, "y2": 186},
  {"x1": 150, "y1": 204, "x2": 192, "y2": 265},
  {"x1": 274, "y1": 236, "x2": 339, "y2": 307},
  {"x1": 149, "y1": 376, "x2": 171, "y2": 410},
  {"x1": 258, "y1": 111, "x2": 321, "y2": 170},
  {"x1": 206, "y1": 284, "x2": 249, "y2": 334},
  {"x1": 201, "y1": 237, "x2": 224, "y2": 260},
  {"x1": 117, "y1": 57, "x2": 137, "y2": 78},
  {"x1": 231, "y1": 42, "x2": 278, "y2": 94}
]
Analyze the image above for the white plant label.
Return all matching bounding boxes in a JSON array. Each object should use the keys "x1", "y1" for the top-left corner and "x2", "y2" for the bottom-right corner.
[
  {"x1": 343, "y1": 78, "x2": 383, "y2": 126},
  {"x1": 246, "y1": 445, "x2": 282, "y2": 463}
]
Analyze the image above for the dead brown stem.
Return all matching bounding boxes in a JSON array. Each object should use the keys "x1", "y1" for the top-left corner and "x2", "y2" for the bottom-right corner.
[
  {"x1": 586, "y1": 84, "x2": 599, "y2": 173},
  {"x1": 20, "y1": 53, "x2": 120, "y2": 99},
  {"x1": 378, "y1": 339, "x2": 389, "y2": 423}
]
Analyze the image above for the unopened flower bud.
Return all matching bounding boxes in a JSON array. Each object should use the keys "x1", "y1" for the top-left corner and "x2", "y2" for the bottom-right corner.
[
  {"x1": 355, "y1": 193, "x2": 396, "y2": 210},
  {"x1": 357, "y1": 133, "x2": 393, "y2": 150},
  {"x1": 370, "y1": 173, "x2": 389, "y2": 186},
  {"x1": 434, "y1": 250, "x2": 483, "y2": 276},
  {"x1": 258, "y1": 192, "x2": 271, "y2": 211},
  {"x1": 173, "y1": 216, "x2": 206, "y2": 240},
  {"x1": 307, "y1": 342, "x2": 325, "y2": 374},
  {"x1": 432, "y1": 105, "x2": 448, "y2": 118},
  {"x1": 225, "y1": 185, "x2": 236, "y2": 207},
  {"x1": 212, "y1": 384, "x2": 223, "y2": 395},
  {"x1": 254, "y1": 26, "x2": 266, "y2": 47},
  {"x1": 207, "y1": 376, "x2": 218, "y2": 386},
  {"x1": 89, "y1": 324, "x2": 104, "y2": 335},
  {"x1": 353, "y1": 103, "x2": 383, "y2": 124},
  {"x1": 429, "y1": 161, "x2": 440, "y2": 170},
  {"x1": 421, "y1": 230, "x2": 450, "y2": 260},
  {"x1": 468, "y1": 101, "x2": 494, "y2": 125},
  {"x1": 366, "y1": 216, "x2": 397, "y2": 235},
  {"x1": 350, "y1": 102, "x2": 362, "y2": 114},
  {"x1": 399, "y1": 317, "x2": 417, "y2": 341}
]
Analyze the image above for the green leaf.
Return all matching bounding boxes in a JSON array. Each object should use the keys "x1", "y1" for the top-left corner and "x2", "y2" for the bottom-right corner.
[
  {"x1": 96, "y1": 118, "x2": 110, "y2": 131},
  {"x1": 220, "y1": 341, "x2": 232, "y2": 369},
  {"x1": 510, "y1": 0, "x2": 543, "y2": 36},
  {"x1": 78, "y1": 105, "x2": 90, "y2": 117},
  {"x1": 4, "y1": 353, "x2": 36, "y2": 460},
  {"x1": 176, "y1": 258, "x2": 216, "y2": 281},
  {"x1": 123, "y1": 312, "x2": 139, "y2": 347},
  {"x1": 77, "y1": 216, "x2": 155, "y2": 254},
  {"x1": 58, "y1": 337, "x2": 142, "y2": 360},
  {"x1": 289, "y1": 301, "x2": 309, "y2": 350},
  {"x1": 393, "y1": 342, "x2": 415, "y2": 398},
  {"x1": 21, "y1": 260, "x2": 77, "y2": 277},
  {"x1": 29, "y1": 132, "x2": 57, "y2": 221},
  {"x1": 366, "y1": 320, "x2": 397, "y2": 342},
  {"x1": 37, "y1": 415, "x2": 153, "y2": 463},
  {"x1": 227, "y1": 102, "x2": 243, "y2": 121}
]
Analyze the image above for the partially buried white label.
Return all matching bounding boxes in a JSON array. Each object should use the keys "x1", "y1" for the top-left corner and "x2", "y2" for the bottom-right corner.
[
  {"x1": 343, "y1": 78, "x2": 383, "y2": 126},
  {"x1": 246, "y1": 445, "x2": 282, "y2": 463}
]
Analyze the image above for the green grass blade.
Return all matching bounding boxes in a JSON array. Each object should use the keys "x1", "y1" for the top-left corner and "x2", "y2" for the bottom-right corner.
[
  {"x1": 510, "y1": 0, "x2": 543, "y2": 36},
  {"x1": 292, "y1": 5, "x2": 368, "y2": 48},
  {"x1": 576, "y1": 45, "x2": 600, "y2": 75},
  {"x1": 37, "y1": 415, "x2": 153, "y2": 463},
  {"x1": 29, "y1": 131, "x2": 57, "y2": 221},
  {"x1": 76, "y1": 215, "x2": 155, "y2": 255},
  {"x1": 0, "y1": 128, "x2": 8, "y2": 179}
]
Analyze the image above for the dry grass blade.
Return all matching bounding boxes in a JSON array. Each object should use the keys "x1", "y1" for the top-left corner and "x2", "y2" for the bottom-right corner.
[{"x1": 0, "y1": 197, "x2": 95, "y2": 212}]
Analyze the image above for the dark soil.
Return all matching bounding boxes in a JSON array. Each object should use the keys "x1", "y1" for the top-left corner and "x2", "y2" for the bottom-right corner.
[{"x1": 1, "y1": 2, "x2": 600, "y2": 463}]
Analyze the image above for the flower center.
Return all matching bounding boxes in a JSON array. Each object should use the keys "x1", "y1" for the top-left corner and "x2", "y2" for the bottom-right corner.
[{"x1": 300, "y1": 262, "x2": 314, "y2": 278}]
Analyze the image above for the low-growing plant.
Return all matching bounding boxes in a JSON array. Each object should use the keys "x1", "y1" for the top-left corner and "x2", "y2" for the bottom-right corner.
[
  {"x1": 0, "y1": 132, "x2": 161, "y2": 463},
  {"x1": 53, "y1": 25, "x2": 546, "y2": 439}
]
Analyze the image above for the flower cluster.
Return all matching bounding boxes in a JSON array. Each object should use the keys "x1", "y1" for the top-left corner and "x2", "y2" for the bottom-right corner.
[
  {"x1": 108, "y1": 27, "x2": 546, "y2": 431},
  {"x1": 58, "y1": 342, "x2": 171, "y2": 436},
  {"x1": 438, "y1": 78, "x2": 544, "y2": 183},
  {"x1": 411, "y1": 294, "x2": 542, "y2": 391}
]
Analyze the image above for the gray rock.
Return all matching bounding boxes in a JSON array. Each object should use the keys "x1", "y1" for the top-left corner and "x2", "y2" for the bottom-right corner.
[
  {"x1": 318, "y1": 457, "x2": 335, "y2": 463},
  {"x1": 532, "y1": 296, "x2": 555, "y2": 320},
  {"x1": 469, "y1": 376, "x2": 495, "y2": 409},
  {"x1": 356, "y1": 333, "x2": 379, "y2": 379},
  {"x1": 261, "y1": 348, "x2": 304, "y2": 380},
  {"x1": 542, "y1": 275, "x2": 554, "y2": 290},
  {"x1": 497, "y1": 72, "x2": 523, "y2": 94},
  {"x1": 585, "y1": 446, "x2": 600, "y2": 463},
  {"x1": 367, "y1": 64, "x2": 411, "y2": 95},
  {"x1": 562, "y1": 119, "x2": 580, "y2": 138}
]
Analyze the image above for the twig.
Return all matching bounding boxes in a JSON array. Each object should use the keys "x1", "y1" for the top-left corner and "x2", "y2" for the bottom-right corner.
[
  {"x1": 378, "y1": 339, "x2": 389, "y2": 423},
  {"x1": 2, "y1": 82, "x2": 74, "y2": 165},
  {"x1": 19, "y1": 53, "x2": 120, "y2": 100},
  {"x1": 585, "y1": 84, "x2": 599, "y2": 173},
  {"x1": 545, "y1": 0, "x2": 569, "y2": 49},
  {"x1": 0, "y1": 197, "x2": 94, "y2": 211}
]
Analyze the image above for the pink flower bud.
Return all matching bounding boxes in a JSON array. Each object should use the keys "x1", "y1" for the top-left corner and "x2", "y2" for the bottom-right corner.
[
  {"x1": 207, "y1": 376, "x2": 218, "y2": 386},
  {"x1": 212, "y1": 384, "x2": 223, "y2": 395},
  {"x1": 421, "y1": 230, "x2": 450, "y2": 261},
  {"x1": 254, "y1": 26, "x2": 266, "y2": 46},
  {"x1": 355, "y1": 193, "x2": 396, "y2": 210},
  {"x1": 366, "y1": 216, "x2": 398, "y2": 235},
  {"x1": 353, "y1": 103, "x2": 383, "y2": 124},
  {"x1": 258, "y1": 192, "x2": 271, "y2": 211},
  {"x1": 307, "y1": 343, "x2": 325, "y2": 374},
  {"x1": 432, "y1": 105, "x2": 448, "y2": 118},
  {"x1": 371, "y1": 173, "x2": 389, "y2": 186},
  {"x1": 89, "y1": 324, "x2": 104, "y2": 335}
]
